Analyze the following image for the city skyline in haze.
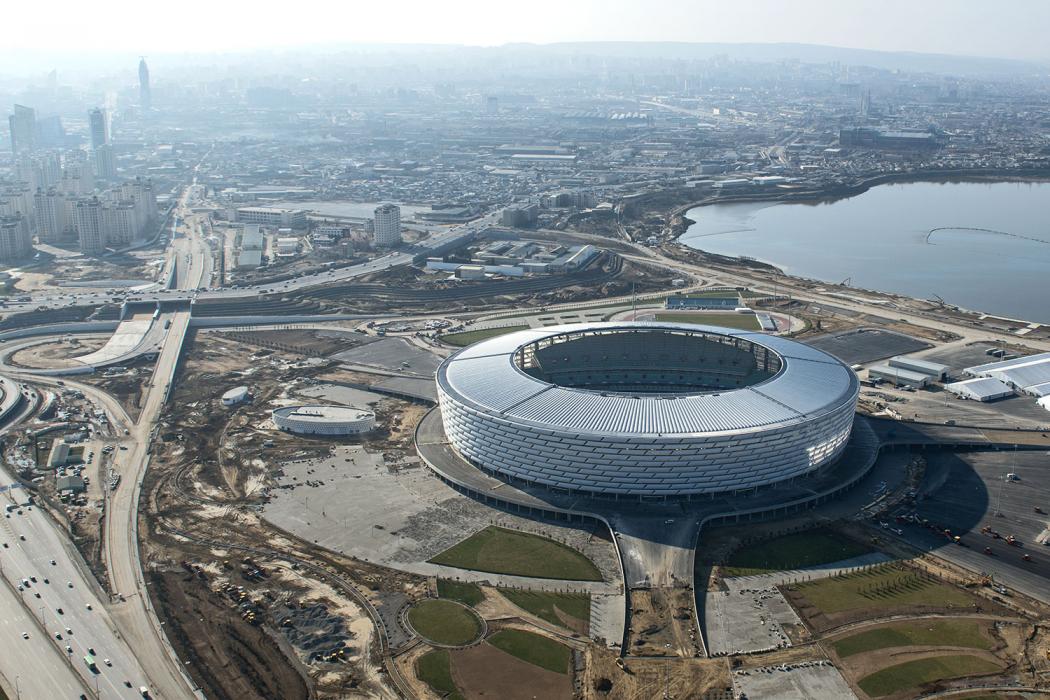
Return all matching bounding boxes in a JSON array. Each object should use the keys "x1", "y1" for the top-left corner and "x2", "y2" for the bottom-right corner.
[{"x1": 5, "y1": 0, "x2": 1050, "y2": 64}]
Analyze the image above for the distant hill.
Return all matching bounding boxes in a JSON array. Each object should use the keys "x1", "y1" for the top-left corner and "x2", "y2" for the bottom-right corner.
[{"x1": 508, "y1": 41, "x2": 1043, "y2": 76}]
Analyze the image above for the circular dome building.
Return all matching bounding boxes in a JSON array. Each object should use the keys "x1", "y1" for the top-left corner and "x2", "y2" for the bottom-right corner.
[
  {"x1": 272, "y1": 405, "x2": 376, "y2": 436},
  {"x1": 436, "y1": 322, "x2": 859, "y2": 499}
]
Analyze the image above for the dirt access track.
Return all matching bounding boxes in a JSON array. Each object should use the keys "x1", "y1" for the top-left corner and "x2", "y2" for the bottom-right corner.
[{"x1": 149, "y1": 570, "x2": 310, "y2": 700}]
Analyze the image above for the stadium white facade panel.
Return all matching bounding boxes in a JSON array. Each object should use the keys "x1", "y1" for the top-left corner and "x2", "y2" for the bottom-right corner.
[{"x1": 436, "y1": 322, "x2": 859, "y2": 497}]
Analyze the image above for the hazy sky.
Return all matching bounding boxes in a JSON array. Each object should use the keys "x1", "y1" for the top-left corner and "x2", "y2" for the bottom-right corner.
[{"x1": 7, "y1": 0, "x2": 1050, "y2": 61}]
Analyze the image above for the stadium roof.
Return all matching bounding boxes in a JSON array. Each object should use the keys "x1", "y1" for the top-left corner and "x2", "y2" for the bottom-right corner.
[{"x1": 439, "y1": 322, "x2": 858, "y2": 437}]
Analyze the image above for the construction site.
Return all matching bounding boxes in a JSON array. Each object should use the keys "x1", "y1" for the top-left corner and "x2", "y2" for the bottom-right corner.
[{"x1": 1, "y1": 190, "x2": 1049, "y2": 700}]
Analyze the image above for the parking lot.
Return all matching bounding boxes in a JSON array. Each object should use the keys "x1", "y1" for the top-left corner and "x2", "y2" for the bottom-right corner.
[
  {"x1": 920, "y1": 341, "x2": 1014, "y2": 376},
  {"x1": 733, "y1": 661, "x2": 858, "y2": 700},
  {"x1": 889, "y1": 450, "x2": 1050, "y2": 602},
  {"x1": 804, "y1": 328, "x2": 930, "y2": 366},
  {"x1": 332, "y1": 337, "x2": 442, "y2": 375},
  {"x1": 295, "y1": 384, "x2": 384, "y2": 407}
]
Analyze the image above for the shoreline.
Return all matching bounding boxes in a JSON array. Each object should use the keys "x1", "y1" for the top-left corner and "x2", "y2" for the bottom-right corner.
[
  {"x1": 670, "y1": 172, "x2": 1050, "y2": 329},
  {"x1": 672, "y1": 168, "x2": 1050, "y2": 227}
]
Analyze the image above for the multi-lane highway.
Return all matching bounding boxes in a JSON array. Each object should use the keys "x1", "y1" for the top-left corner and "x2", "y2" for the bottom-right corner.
[
  {"x1": 0, "y1": 469, "x2": 155, "y2": 699},
  {"x1": 1, "y1": 210, "x2": 493, "y2": 313},
  {"x1": 0, "y1": 183, "x2": 208, "y2": 699}
]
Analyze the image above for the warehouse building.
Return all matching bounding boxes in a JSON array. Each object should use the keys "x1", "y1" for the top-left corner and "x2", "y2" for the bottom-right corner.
[
  {"x1": 867, "y1": 364, "x2": 929, "y2": 388},
  {"x1": 945, "y1": 377, "x2": 1014, "y2": 402},
  {"x1": 964, "y1": 352, "x2": 1050, "y2": 393},
  {"x1": 887, "y1": 356, "x2": 950, "y2": 381},
  {"x1": 234, "y1": 206, "x2": 307, "y2": 228},
  {"x1": 1026, "y1": 382, "x2": 1050, "y2": 398}
]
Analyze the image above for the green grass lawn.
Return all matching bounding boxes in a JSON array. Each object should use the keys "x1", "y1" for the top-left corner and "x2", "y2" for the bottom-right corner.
[
  {"x1": 437, "y1": 579, "x2": 485, "y2": 607},
  {"x1": 723, "y1": 529, "x2": 873, "y2": 577},
  {"x1": 407, "y1": 599, "x2": 483, "y2": 646},
  {"x1": 857, "y1": 655, "x2": 1001, "y2": 697},
  {"x1": 416, "y1": 649, "x2": 465, "y2": 700},
  {"x1": 789, "y1": 564, "x2": 975, "y2": 615},
  {"x1": 429, "y1": 526, "x2": 603, "y2": 581},
  {"x1": 487, "y1": 629, "x2": 571, "y2": 674},
  {"x1": 833, "y1": 619, "x2": 991, "y2": 658},
  {"x1": 439, "y1": 325, "x2": 529, "y2": 347},
  {"x1": 499, "y1": 589, "x2": 590, "y2": 629},
  {"x1": 653, "y1": 312, "x2": 761, "y2": 330}
]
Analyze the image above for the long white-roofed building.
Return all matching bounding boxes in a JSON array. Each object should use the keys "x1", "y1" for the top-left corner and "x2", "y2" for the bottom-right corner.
[
  {"x1": 436, "y1": 322, "x2": 859, "y2": 500},
  {"x1": 964, "y1": 352, "x2": 1050, "y2": 394}
]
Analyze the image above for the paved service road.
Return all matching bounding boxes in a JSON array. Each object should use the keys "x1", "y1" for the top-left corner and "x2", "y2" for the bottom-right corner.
[{"x1": 102, "y1": 313, "x2": 197, "y2": 700}]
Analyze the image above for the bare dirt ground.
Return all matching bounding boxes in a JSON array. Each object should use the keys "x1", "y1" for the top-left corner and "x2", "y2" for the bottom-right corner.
[
  {"x1": 8, "y1": 336, "x2": 109, "y2": 368},
  {"x1": 218, "y1": 328, "x2": 362, "y2": 358},
  {"x1": 583, "y1": 647, "x2": 730, "y2": 700},
  {"x1": 149, "y1": 570, "x2": 311, "y2": 700},
  {"x1": 11, "y1": 271, "x2": 55, "y2": 292},
  {"x1": 733, "y1": 643, "x2": 828, "y2": 670},
  {"x1": 77, "y1": 361, "x2": 154, "y2": 422},
  {"x1": 142, "y1": 332, "x2": 442, "y2": 698},
  {"x1": 451, "y1": 642, "x2": 573, "y2": 700},
  {"x1": 626, "y1": 588, "x2": 701, "y2": 657}
]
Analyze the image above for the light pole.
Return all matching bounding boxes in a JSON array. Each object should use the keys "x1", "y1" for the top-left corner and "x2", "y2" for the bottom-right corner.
[{"x1": 994, "y1": 473, "x2": 1005, "y2": 517}]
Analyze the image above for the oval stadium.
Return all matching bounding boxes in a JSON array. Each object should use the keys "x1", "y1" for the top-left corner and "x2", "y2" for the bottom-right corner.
[{"x1": 436, "y1": 322, "x2": 859, "y2": 499}]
